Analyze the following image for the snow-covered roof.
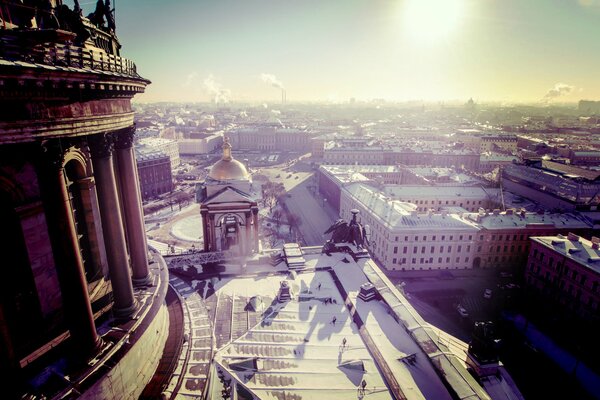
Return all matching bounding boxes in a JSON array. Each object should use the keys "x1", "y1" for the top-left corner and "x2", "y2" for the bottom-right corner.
[
  {"x1": 531, "y1": 234, "x2": 600, "y2": 275},
  {"x1": 344, "y1": 184, "x2": 480, "y2": 232},
  {"x1": 171, "y1": 249, "x2": 522, "y2": 400},
  {"x1": 463, "y1": 210, "x2": 591, "y2": 230}
]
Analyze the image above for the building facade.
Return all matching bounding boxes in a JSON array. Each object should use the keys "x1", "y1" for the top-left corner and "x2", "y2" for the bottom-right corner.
[
  {"x1": 136, "y1": 151, "x2": 174, "y2": 200},
  {"x1": 0, "y1": 5, "x2": 168, "y2": 398},
  {"x1": 526, "y1": 233, "x2": 600, "y2": 321}
]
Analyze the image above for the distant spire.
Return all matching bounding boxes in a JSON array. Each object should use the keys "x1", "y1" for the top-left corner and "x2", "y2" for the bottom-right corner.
[{"x1": 222, "y1": 137, "x2": 232, "y2": 161}]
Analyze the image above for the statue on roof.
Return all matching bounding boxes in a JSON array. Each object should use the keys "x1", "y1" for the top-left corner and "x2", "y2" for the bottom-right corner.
[
  {"x1": 87, "y1": 0, "x2": 106, "y2": 27},
  {"x1": 324, "y1": 209, "x2": 369, "y2": 249}
]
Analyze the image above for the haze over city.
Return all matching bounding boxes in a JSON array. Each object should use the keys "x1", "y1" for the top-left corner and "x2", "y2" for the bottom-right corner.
[
  {"x1": 67, "y1": 0, "x2": 600, "y2": 104},
  {"x1": 3, "y1": 1, "x2": 600, "y2": 399}
]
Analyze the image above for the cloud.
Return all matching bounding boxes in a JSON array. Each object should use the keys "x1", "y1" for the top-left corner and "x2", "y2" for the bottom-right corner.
[
  {"x1": 543, "y1": 83, "x2": 575, "y2": 100},
  {"x1": 261, "y1": 73, "x2": 284, "y2": 89},
  {"x1": 182, "y1": 71, "x2": 198, "y2": 88},
  {"x1": 203, "y1": 74, "x2": 230, "y2": 103}
]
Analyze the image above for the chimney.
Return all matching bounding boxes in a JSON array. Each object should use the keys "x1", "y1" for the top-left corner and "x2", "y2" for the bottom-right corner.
[{"x1": 567, "y1": 232, "x2": 580, "y2": 242}]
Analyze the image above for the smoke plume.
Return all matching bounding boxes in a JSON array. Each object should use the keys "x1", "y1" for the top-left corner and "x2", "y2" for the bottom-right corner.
[
  {"x1": 543, "y1": 83, "x2": 574, "y2": 100},
  {"x1": 204, "y1": 74, "x2": 230, "y2": 104},
  {"x1": 261, "y1": 73, "x2": 284, "y2": 89}
]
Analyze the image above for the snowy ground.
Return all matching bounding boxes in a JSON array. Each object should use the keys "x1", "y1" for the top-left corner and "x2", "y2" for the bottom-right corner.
[{"x1": 170, "y1": 214, "x2": 203, "y2": 243}]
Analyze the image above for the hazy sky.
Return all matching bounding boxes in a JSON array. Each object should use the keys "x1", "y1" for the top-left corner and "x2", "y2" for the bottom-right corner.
[{"x1": 69, "y1": 0, "x2": 600, "y2": 103}]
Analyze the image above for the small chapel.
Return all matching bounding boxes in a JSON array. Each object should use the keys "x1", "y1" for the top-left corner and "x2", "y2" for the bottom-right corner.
[{"x1": 199, "y1": 138, "x2": 259, "y2": 254}]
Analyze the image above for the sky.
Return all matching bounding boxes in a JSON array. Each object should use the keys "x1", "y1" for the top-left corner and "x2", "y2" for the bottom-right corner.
[{"x1": 69, "y1": 0, "x2": 600, "y2": 104}]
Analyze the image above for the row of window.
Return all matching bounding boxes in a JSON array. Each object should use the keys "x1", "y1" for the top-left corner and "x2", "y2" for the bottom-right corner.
[
  {"x1": 393, "y1": 245, "x2": 471, "y2": 254},
  {"x1": 391, "y1": 256, "x2": 470, "y2": 265},
  {"x1": 394, "y1": 234, "x2": 474, "y2": 242}
]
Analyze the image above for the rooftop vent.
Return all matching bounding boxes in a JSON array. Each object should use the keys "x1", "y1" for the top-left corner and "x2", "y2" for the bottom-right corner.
[
  {"x1": 567, "y1": 232, "x2": 580, "y2": 242},
  {"x1": 277, "y1": 280, "x2": 293, "y2": 302},
  {"x1": 358, "y1": 282, "x2": 377, "y2": 302}
]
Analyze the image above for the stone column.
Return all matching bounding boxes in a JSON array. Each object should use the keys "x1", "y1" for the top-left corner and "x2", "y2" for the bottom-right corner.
[
  {"x1": 37, "y1": 141, "x2": 101, "y2": 356},
  {"x1": 209, "y1": 214, "x2": 216, "y2": 251},
  {"x1": 201, "y1": 209, "x2": 209, "y2": 252},
  {"x1": 89, "y1": 133, "x2": 137, "y2": 318},
  {"x1": 245, "y1": 211, "x2": 252, "y2": 255},
  {"x1": 114, "y1": 128, "x2": 152, "y2": 286},
  {"x1": 252, "y1": 208, "x2": 259, "y2": 251}
]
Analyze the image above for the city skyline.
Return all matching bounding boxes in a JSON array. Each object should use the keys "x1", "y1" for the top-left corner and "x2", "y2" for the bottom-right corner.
[{"x1": 68, "y1": 0, "x2": 600, "y2": 104}]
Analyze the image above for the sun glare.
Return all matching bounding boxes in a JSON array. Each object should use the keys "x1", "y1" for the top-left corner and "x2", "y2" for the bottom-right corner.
[{"x1": 402, "y1": 0, "x2": 464, "y2": 44}]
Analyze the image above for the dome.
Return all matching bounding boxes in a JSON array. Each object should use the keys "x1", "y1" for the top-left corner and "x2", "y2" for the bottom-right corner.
[{"x1": 208, "y1": 138, "x2": 250, "y2": 181}]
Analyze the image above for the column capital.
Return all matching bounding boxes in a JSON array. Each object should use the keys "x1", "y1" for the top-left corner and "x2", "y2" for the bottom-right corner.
[
  {"x1": 88, "y1": 133, "x2": 114, "y2": 159},
  {"x1": 113, "y1": 127, "x2": 136, "y2": 150},
  {"x1": 39, "y1": 139, "x2": 68, "y2": 170}
]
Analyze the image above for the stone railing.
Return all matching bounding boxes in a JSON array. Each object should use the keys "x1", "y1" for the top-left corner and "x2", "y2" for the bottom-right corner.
[{"x1": 0, "y1": 33, "x2": 139, "y2": 78}]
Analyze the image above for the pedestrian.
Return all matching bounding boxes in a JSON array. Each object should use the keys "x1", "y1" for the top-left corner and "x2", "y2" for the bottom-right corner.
[
  {"x1": 318, "y1": 283, "x2": 322, "y2": 290},
  {"x1": 342, "y1": 337, "x2": 347, "y2": 347},
  {"x1": 332, "y1": 316, "x2": 337, "y2": 325}
]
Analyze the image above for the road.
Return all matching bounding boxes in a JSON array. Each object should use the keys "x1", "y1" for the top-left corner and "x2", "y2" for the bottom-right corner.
[
  {"x1": 255, "y1": 163, "x2": 338, "y2": 246},
  {"x1": 285, "y1": 177, "x2": 336, "y2": 245}
]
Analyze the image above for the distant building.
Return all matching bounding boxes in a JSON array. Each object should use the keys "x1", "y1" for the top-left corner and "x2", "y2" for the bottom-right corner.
[
  {"x1": 462, "y1": 210, "x2": 592, "y2": 270},
  {"x1": 480, "y1": 135, "x2": 518, "y2": 153},
  {"x1": 526, "y1": 233, "x2": 600, "y2": 320},
  {"x1": 318, "y1": 165, "x2": 495, "y2": 213},
  {"x1": 136, "y1": 152, "x2": 173, "y2": 200},
  {"x1": 137, "y1": 137, "x2": 180, "y2": 167},
  {"x1": 579, "y1": 100, "x2": 600, "y2": 115},
  {"x1": 502, "y1": 161, "x2": 600, "y2": 212},
  {"x1": 383, "y1": 185, "x2": 499, "y2": 212},
  {"x1": 340, "y1": 183, "x2": 480, "y2": 271},
  {"x1": 228, "y1": 126, "x2": 311, "y2": 152},
  {"x1": 569, "y1": 150, "x2": 600, "y2": 166}
]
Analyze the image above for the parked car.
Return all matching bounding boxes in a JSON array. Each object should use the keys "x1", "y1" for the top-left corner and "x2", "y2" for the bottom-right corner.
[
  {"x1": 456, "y1": 305, "x2": 469, "y2": 317},
  {"x1": 483, "y1": 289, "x2": 493, "y2": 299}
]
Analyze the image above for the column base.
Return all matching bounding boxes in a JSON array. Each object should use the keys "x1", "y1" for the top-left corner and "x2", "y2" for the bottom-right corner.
[
  {"x1": 132, "y1": 272, "x2": 153, "y2": 287},
  {"x1": 112, "y1": 300, "x2": 138, "y2": 319}
]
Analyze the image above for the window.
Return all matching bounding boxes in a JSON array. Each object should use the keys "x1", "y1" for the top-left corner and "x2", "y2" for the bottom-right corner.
[
  {"x1": 405, "y1": 236, "x2": 409, "y2": 241},
  {"x1": 420, "y1": 257, "x2": 424, "y2": 264},
  {"x1": 467, "y1": 245, "x2": 471, "y2": 252},
  {"x1": 456, "y1": 257, "x2": 460, "y2": 263},
  {"x1": 393, "y1": 258, "x2": 397, "y2": 264},
  {"x1": 448, "y1": 246, "x2": 452, "y2": 252},
  {"x1": 440, "y1": 246, "x2": 444, "y2": 253},
  {"x1": 465, "y1": 257, "x2": 469, "y2": 263},
  {"x1": 432, "y1": 235, "x2": 436, "y2": 240},
  {"x1": 438, "y1": 257, "x2": 442, "y2": 263},
  {"x1": 429, "y1": 257, "x2": 433, "y2": 263},
  {"x1": 446, "y1": 257, "x2": 450, "y2": 263},
  {"x1": 393, "y1": 246, "x2": 398, "y2": 254},
  {"x1": 403, "y1": 246, "x2": 407, "y2": 254},
  {"x1": 469, "y1": 235, "x2": 472, "y2": 240},
  {"x1": 415, "y1": 236, "x2": 419, "y2": 241},
  {"x1": 423, "y1": 236, "x2": 427, "y2": 241},
  {"x1": 442, "y1": 235, "x2": 445, "y2": 240},
  {"x1": 458, "y1": 245, "x2": 462, "y2": 252},
  {"x1": 450, "y1": 235, "x2": 454, "y2": 240},
  {"x1": 413, "y1": 246, "x2": 417, "y2": 253},
  {"x1": 459, "y1": 235, "x2": 463, "y2": 240},
  {"x1": 421, "y1": 246, "x2": 426, "y2": 254},
  {"x1": 477, "y1": 246, "x2": 481, "y2": 252},
  {"x1": 412, "y1": 258, "x2": 416, "y2": 264}
]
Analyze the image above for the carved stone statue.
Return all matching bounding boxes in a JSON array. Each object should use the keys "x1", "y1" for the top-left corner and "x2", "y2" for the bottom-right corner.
[
  {"x1": 323, "y1": 209, "x2": 369, "y2": 249},
  {"x1": 87, "y1": 0, "x2": 106, "y2": 27}
]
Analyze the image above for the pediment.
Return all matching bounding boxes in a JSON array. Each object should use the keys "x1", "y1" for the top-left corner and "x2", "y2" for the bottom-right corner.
[{"x1": 202, "y1": 186, "x2": 253, "y2": 205}]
